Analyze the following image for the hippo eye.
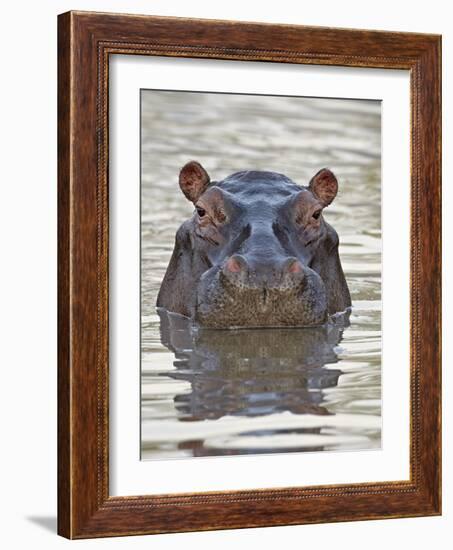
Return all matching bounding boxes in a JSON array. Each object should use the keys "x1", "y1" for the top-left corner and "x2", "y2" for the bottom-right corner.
[
  {"x1": 196, "y1": 207, "x2": 206, "y2": 218},
  {"x1": 312, "y1": 209, "x2": 322, "y2": 220}
]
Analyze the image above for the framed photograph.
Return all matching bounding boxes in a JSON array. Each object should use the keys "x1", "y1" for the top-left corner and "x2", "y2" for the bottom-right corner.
[{"x1": 58, "y1": 11, "x2": 441, "y2": 538}]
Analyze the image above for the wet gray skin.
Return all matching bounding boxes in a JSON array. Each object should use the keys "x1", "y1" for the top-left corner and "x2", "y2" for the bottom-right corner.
[
  {"x1": 157, "y1": 161, "x2": 351, "y2": 328},
  {"x1": 158, "y1": 308, "x2": 346, "y2": 425}
]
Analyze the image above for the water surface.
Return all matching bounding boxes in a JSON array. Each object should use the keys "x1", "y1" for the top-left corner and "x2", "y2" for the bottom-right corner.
[{"x1": 141, "y1": 91, "x2": 381, "y2": 459}]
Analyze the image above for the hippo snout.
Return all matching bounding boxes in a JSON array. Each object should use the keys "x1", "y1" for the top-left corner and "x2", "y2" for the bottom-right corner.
[
  {"x1": 221, "y1": 254, "x2": 305, "y2": 292},
  {"x1": 195, "y1": 257, "x2": 328, "y2": 329}
]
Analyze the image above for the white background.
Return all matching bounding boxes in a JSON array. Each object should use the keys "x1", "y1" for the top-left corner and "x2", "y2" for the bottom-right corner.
[
  {"x1": 0, "y1": 0, "x2": 450, "y2": 548},
  {"x1": 111, "y1": 57, "x2": 409, "y2": 495}
]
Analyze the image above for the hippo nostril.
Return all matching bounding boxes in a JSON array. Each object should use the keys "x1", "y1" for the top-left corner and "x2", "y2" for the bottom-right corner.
[
  {"x1": 282, "y1": 258, "x2": 304, "y2": 275},
  {"x1": 224, "y1": 255, "x2": 248, "y2": 274},
  {"x1": 288, "y1": 261, "x2": 302, "y2": 274}
]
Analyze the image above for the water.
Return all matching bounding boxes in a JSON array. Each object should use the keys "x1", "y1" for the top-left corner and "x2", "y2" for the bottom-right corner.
[{"x1": 141, "y1": 90, "x2": 381, "y2": 459}]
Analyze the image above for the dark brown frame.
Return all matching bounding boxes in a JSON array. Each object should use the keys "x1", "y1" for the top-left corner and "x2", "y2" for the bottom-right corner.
[{"x1": 58, "y1": 10, "x2": 441, "y2": 539}]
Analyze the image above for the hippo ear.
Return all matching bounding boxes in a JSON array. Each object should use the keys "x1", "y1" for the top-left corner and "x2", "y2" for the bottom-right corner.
[
  {"x1": 309, "y1": 168, "x2": 338, "y2": 206},
  {"x1": 179, "y1": 161, "x2": 210, "y2": 203}
]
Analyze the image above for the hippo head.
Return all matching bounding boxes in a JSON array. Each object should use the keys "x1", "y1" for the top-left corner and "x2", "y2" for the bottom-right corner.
[{"x1": 156, "y1": 161, "x2": 351, "y2": 329}]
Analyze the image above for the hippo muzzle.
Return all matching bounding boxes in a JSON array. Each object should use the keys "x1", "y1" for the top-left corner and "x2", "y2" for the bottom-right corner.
[{"x1": 195, "y1": 254, "x2": 328, "y2": 329}]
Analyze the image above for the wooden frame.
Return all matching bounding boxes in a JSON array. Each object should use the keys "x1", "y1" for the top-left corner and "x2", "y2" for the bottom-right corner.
[{"x1": 58, "y1": 10, "x2": 441, "y2": 539}]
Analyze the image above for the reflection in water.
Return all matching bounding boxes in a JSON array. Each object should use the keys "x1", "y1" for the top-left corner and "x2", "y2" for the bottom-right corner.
[
  {"x1": 158, "y1": 309, "x2": 344, "y2": 421},
  {"x1": 141, "y1": 308, "x2": 380, "y2": 457},
  {"x1": 140, "y1": 92, "x2": 382, "y2": 459}
]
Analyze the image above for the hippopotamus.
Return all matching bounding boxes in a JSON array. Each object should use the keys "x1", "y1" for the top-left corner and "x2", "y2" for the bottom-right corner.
[{"x1": 157, "y1": 161, "x2": 351, "y2": 329}]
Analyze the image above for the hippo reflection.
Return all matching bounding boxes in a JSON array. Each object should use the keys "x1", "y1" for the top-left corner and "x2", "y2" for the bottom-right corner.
[
  {"x1": 157, "y1": 162, "x2": 351, "y2": 328},
  {"x1": 158, "y1": 309, "x2": 347, "y2": 421}
]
